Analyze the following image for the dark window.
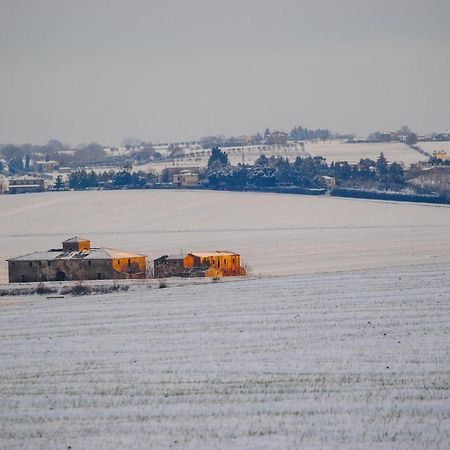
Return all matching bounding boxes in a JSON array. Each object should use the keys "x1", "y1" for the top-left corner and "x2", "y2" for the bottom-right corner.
[
  {"x1": 128, "y1": 259, "x2": 131, "y2": 266},
  {"x1": 217, "y1": 260, "x2": 220, "y2": 268},
  {"x1": 39, "y1": 261, "x2": 42, "y2": 266},
  {"x1": 117, "y1": 259, "x2": 120, "y2": 265},
  {"x1": 97, "y1": 273, "x2": 101, "y2": 279},
  {"x1": 29, "y1": 262, "x2": 32, "y2": 267},
  {"x1": 48, "y1": 261, "x2": 51, "y2": 266},
  {"x1": 88, "y1": 261, "x2": 92, "y2": 266},
  {"x1": 21, "y1": 275, "x2": 25, "y2": 282}
]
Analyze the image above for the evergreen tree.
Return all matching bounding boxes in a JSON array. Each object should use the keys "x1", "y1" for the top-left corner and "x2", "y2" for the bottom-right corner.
[
  {"x1": 54, "y1": 175, "x2": 65, "y2": 190},
  {"x1": 25, "y1": 154, "x2": 31, "y2": 171},
  {"x1": 388, "y1": 162, "x2": 404, "y2": 185},
  {"x1": 207, "y1": 147, "x2": 229, "y2": 169},
  {"x1": 8, "y1": 156, "x2": 24, "y2": 175}
]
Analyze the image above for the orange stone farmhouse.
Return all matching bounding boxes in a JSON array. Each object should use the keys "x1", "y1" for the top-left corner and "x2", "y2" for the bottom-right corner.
[
  {"x1": 7, "y1": 237, "x2": 245, "y2": 282},
  {"x1": 8, "y1": 237, "x2": 147, "y2": 283},
  {"x1": 154, "y1": 252, "x2": 246, "y2": 278}
]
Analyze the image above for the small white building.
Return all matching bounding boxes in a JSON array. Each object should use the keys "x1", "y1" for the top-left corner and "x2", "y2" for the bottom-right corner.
[{"x1": 321, "y1": 175, "x2": 336, "y2": 189}]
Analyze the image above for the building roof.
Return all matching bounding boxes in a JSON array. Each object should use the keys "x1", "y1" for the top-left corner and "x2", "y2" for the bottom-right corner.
[
  {"x1": 62, "y1": 236, "x2": 90, "y2": 243},
  {"x1": 9, "y1": 184, "x2": 43, "y2": 188},
  {"x1": 9, "y1": 176, "x2": 44, "y2": 181},
  {"x1": 189, "y1": 251, "x2": 239, "y2": 257},
  {"x1": 154, "y1": 254, "x2": 185, "y2": 262},
  {"x1": 8, "y1": 247, "x2": 145, "y2": 262}
]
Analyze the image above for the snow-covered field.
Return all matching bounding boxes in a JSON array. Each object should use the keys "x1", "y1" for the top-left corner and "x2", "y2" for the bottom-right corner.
[
  {"x1": 304, "y1": 141, "x2": 423, "y2": 165},
  {"x1": 1, "y1": 263, "x2": 449, "y2": 449},
  {"x1": 419, "y1": 141, "x2": 450, "y2": 156},
  {"x1": 1, "y1": 189, "x2": 450, "y2": 283},
  {"x1": 131, "y1": 141, "x2": 425, "y2": 174},
  {"x1": 1, "y1": 190, "x2": 449, "y2": 448}
]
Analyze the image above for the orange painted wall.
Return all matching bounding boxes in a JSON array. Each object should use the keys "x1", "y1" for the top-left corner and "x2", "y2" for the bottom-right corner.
[
  {"x1": 183, "y1": 254, "x2": 244, "y2": 277},
  {"x1": 112, "y1": 256, "x2": 147, "y2": 276}
]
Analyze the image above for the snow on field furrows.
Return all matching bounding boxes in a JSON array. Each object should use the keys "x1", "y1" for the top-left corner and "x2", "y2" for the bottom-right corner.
[{"x1": 1, "y1": 263, "x2": 449, "y2": 449}]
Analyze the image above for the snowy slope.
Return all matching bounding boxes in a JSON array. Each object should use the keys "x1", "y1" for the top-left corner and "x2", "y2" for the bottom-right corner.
[
  {"x1": 1, "y1": 263, "x2": 449, "y2": 449},
  {"x1": 1, "y1": 190, "x2": 450, "y2": 283}
]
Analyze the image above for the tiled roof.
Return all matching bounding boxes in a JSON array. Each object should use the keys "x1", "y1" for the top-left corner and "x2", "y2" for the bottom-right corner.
[
  {"x1": 189, "y1": 251, "x2": 239, "y2": 257},
  {"x1": 8, "y1": 247, "x2": 145, "y2": 262},
  {"x1": 62, "y1": 236, "x2": 90, "y2": 243}
]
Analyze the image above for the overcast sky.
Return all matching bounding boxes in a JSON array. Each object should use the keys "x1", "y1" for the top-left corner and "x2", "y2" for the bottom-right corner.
[{"x1": 0, "y1": 0, "x2": 449, "y2": 145}]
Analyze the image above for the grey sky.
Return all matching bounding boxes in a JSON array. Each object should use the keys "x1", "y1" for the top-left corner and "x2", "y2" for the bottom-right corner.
[{"x1": 1, "y1": 0, "x2": 449, "y2": 145}]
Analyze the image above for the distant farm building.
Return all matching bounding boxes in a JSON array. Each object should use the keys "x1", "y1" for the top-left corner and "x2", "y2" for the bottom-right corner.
[
  {"x1": 432, "y1": 150, "x2": 448, "y2": 161},
  {"x1": 320, "y1": 175, "x2": 336, "y2": 188},
  {"x1": 173, "y1": 170, "x2": 200, "y2": 188},
  {"x1": 8, "y1": 176, "x2": 45, "y2": 194},
  {"x1": 160, "y1": 166, "x2": 201, "y2": 185},
  {"x1": 154, "y1": 251, "x2": 246, "y2": 278},
  {"x1": 8, "y1": 237, "x2": 147, "y2": 283},
  {"x1": 266, "y1": 131, "x2": 289, "y2": 145},
  {"x1": 35, "y1": 160, "x2": 59, "y2": 172}
]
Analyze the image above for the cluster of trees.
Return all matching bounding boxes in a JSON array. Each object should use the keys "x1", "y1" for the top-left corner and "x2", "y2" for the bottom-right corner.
[
  {"x1": 199, "y1": 126, "x2": 334, "y2": 149},
  {"x1": 0, "y1": 140, "x2": 112, "y2": 173},
  {"x1": 206, "y1": 148, "x2": 405, "y2": 191},
  {"x1": 0, "y1": 139, "x2": 177, "y2": 176},
  {"x1": 289, "y1": 126, "x2": 331, "y2": 141},
  {"x1": 428, "y1": 156, "x2": 450, "y2": 166},
  {"x1": 66, "y1": 168, "x2": 157, "y2": 190},
  {"x1": 367, "y1": 126, "x2": 418, "y2": 146}
]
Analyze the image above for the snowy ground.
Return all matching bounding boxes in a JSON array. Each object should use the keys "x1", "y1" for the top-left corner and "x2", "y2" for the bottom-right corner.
[
  {"x1": 0, "y1": 263, "x2": 449, "y2": 449},
  {"x1": 304, "y1": 141, "x2": 423, "y2": 166},
  {"x1": 419, "y1": 141, "x2": 450, "y2": 156},
  {"x1": 1, "y1": 189, "x2": 450, "y2": 283},
  {"x1": 132, "y1": 141, "x2": 424, "y2": 173}
]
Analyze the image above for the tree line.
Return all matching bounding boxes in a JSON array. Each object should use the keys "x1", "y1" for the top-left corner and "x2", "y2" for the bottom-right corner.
[
  {"x1": 62, "y1": 168, "x2": 157, "y2": 190},
  {"x1": 205, "y1": 148, "x2": 405, "y2": 191}
]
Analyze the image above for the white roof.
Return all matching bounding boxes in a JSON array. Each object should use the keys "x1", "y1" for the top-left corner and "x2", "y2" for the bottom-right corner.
[{"x1": 9, "y1": 247, "x2": 145, "y2": 262}]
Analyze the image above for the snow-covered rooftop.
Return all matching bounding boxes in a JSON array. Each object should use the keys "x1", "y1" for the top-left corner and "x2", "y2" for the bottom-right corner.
[{"x1": 8, "y1": 247, "x2": 145, "y2": 262}]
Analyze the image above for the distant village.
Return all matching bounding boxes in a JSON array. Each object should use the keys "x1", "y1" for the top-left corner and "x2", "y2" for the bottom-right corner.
[{"x1": 0, "y1": 125, "x2": 449, "y2": 202}]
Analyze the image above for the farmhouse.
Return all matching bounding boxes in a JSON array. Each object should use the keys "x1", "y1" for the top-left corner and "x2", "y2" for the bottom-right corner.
[
  {"x1": 160, "y1": 166, "x2": 201, "y2": 184},
  {"x1": 432, "y1": 150, "x2": 448, "y2": 161},
  {"x1": 8, "y1": 237, "x2": 147, "y2": 283},
  {"x1": 8, "y1": 176, "x2": 45, "y2": 194},
  {"x1": 320, "y1": 175, "x2": 336, "y2": 188},
  {"x1": 172, "y1": 170, "x2": 200, "y2": 188},
  {"x1": 154, "y1": 251, "x2": 246, "y2": 278}
]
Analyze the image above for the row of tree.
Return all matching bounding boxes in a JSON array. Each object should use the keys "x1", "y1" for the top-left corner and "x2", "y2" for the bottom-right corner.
[
  {"x1": 64, "y1": 169, "x2": 157, "y2": 190},
  {"x1": 205, "y1": 148, "x2": 405, "y2": 191}
]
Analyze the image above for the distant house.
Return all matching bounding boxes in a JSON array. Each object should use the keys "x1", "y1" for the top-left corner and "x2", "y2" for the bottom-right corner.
[
  {"x1": 8, "y1": 237, "x2": 147, "y2": 283},
  {"x1": 160, "y1": 166, "x2": 201, "y2": 184},
  {"x1": 154, "y1": 251, "x2": 246, "y2": 278},
  {"x1": 266, "y1": 131, "x2": 289, "y2": 145},
  {"x1": 36, "y1": 160, "x2": 59, "y2": 172},
  {"x1": 173, "y1": 170, "x2": 200, "y2": 188},
  {"x1": 8, "y1": 176, "x2": 45, "y2": 194},
  {"x1": 432, "y1": 150, "x2": 448, "y2": 161},
  {"x1": 320, "y1": 175, "x2": 336, "y2": 189}
]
